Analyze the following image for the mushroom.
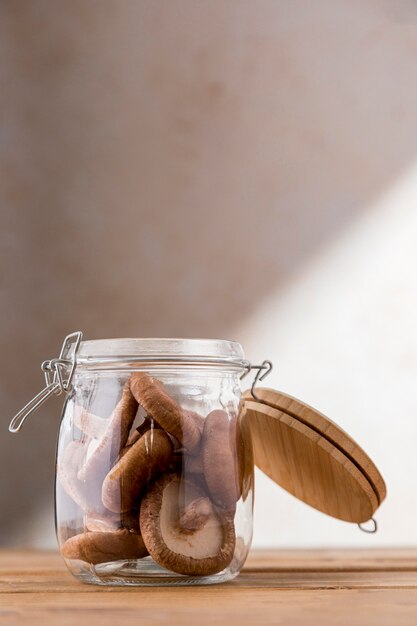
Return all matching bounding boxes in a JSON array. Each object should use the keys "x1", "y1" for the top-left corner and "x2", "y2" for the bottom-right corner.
[
  {"x1": 61, "y1": 529, "x2": 148, "y2": 565},
  {"x1": 58, "y1": 440, "x2": 105, "y2": 514},
  {"x1": 183, "y1": 451, "x2": 205, "y2": 477},
  {"x1": 102, "y1": 428, "x2": 174, "y2": 513},
  {"x1": 140, "y1": 473, "x2": 236, "y2": 576},
  {"x1": 84, "y1": 508, "x2": 140, "y2": 533},
  {"x1": 57, "y1": 521, "x2": 84, "y2": 544},
  {"x1": 130, "y1": 373, "x2": 201, "y2": 454},
  {"x1": 173, "y1": 411, "x2": 206, "y2": 480},
  {"x1": 184, "y1": 410, "x2": 205, "y2": 435},
  {"x1": 178, "y1": 497, "x2": 213, "y2": 531},
  {"x1": 58, "y1": 440, "x2": 88, "y2": 510},
  {"x1": 202, "y1": 410, "x2": 242, "y2": 511},
  {"x1": 73, "y1": 406, "x2": 107, "y2": 439},
  {"x1": 126, "y1": 416, "x2": 162, "y2": 447},
  {"x1": 78, "y1": 380, "x2": 138, "y2": 484}
]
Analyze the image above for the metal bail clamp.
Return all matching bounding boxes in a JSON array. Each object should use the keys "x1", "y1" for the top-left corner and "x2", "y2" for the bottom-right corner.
[
  {"x1": 240, "y1": 359, "x2": 274, "y2": 399},
  {"x1": 9, "y1": 331, "x2": 83, "y2": 433}
]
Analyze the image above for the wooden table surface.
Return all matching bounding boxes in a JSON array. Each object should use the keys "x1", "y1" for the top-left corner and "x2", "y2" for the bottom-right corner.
[{"x1": 1, "y1": 548, "x2": 417, "y2": 625}]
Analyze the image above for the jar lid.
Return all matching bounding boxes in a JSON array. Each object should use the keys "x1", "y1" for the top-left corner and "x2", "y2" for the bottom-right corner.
[{"x1": 243, "y1": 388, "x2": 386, "y2": 523}]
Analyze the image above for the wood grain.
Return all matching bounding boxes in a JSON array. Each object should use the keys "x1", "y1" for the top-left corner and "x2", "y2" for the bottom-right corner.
[
  {"x1": 1, "y1": 549, "x2": 417, "y2": 626},
  {"x1": 245, "y1": 399, "x2": 377, "y2": 523},
  {"x1": 244, "y1": 388, "x2": 386, "y2": 504}
]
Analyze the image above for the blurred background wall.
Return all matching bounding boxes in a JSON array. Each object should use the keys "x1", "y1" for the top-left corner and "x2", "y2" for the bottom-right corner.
[{"x1": 1, "y1": 0, "x2": 417, "y2": 548}]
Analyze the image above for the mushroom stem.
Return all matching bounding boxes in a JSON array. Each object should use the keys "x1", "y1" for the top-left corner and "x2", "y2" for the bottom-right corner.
[
  {"x1": 178, "y1": 497, "x2": 214, "y2": 533},
  {"x1": 61, "y1": 530, "x2": 148, "y2": 564},
  {"x1": 102, "y1": 429, "x2": 174, "y2": 513},
  {"x1": 140, "y1": 473, "x2": 236, "y2": 576}
]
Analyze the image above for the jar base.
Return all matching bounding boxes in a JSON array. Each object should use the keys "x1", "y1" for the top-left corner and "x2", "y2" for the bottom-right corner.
[{"x1": 65, "y1": 556, "x2": 240, "y2": 587}]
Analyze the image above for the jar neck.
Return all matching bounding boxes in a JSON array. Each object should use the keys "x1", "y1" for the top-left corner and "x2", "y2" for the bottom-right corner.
[{"x1": 75, "y1": 338, "x2": 248, "y2": 374}]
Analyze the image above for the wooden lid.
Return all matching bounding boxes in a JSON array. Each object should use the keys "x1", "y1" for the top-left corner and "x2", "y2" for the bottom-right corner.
[{"x1": 243, "y1": 388, "x2": 386, "y2": 523}]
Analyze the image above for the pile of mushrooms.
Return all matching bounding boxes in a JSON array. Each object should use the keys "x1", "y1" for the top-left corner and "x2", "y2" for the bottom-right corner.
[{"x1": 59, "y1": 373, "x2": 247, "y2": 576}]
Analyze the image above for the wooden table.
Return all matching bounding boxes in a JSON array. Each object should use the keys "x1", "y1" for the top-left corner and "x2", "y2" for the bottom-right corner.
[{"x1": 1, "y1": 549, "x2": 417, "y2": 625}]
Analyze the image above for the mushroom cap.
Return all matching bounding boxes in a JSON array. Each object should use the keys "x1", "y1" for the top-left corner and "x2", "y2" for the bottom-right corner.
[
  {"x1": 140, "y1": 473, "x2": 236, "y2": 576},
  {"x1": 183, "y1": 451, "x2": 205, "y2": 476},
  {"x1": 184, "y1": 410, "x2": 205, "y2": 435},
  {"x1": 126, "y1": 416, "x2": 161, "y2": 447},
  {"x1": 202, "y1": 410, "x2": 243, "y2": 510},
  {"x1": 78, "y1": 381, "x2": 138, "y2": 484},
  {"x1": 61, "y1": 529, "x2": 148, "y2": 565},
  {"x1": 102, "y1": 428, "x2": 174, "y2": 513},
  {"x1": 130, "y1": 373, "x2": 201, "y2": 454},
  {"x1": 84, "y1": 508, "x2": 140, "y2": 533}
]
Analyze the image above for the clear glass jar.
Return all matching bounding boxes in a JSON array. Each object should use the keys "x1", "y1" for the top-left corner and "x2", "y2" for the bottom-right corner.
[{"x1": 55, "y1": 338, "x2": 253, "y2": 586}]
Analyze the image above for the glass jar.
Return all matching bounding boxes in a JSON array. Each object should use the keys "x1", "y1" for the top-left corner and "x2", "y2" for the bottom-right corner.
[
  {"x1": 52, "y1": 337, "x2": 253, "y2": 586},
  {"x1": 10, "y1": 332, "x2": 386, "y2": 585}
]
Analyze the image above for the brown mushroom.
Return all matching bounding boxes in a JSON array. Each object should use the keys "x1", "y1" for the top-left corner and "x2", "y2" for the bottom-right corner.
[
  {"x1": 130, "y1": 373, "x2": 201, "y2": 454},
  {"x1": 61, "y1": 529, "x2": 148, "y2": 564},
  {"x1": 57, "y1": 521, "x2": 84, "y2": 544},
  {"x1": 184, "y1": 410, "x2": 205, "y2": 435},
  {"x1": 140, "y1": 473, "x2": 236, "y2": 576},
  {"x1": 173, "y1": 412, "x2": 206, "y2": 479},
  {"x1": 58, "y1": 440, "x2": 105, "y2": 514},
  {"x1": 178, "y1": 497, "x2": 213, "y2": 532},
  {"x1": 78, "y1": 381, "x2": 138, "y2": 484},
  {"x1": 126, "y1": 428, "x2": 142, "y2": 447},
  {"x1": 84, "y1": 508, "x2": 140, "y2": 533},
  {"x1": 102, "y1": 429, "x2": 174, "y2": 513},
  {"x1": 126, "y1": 416, "x2": 162, "y2": 447},
  {"x1": 183, "y1": 451, "x2": 205, "y2": 476},
  {"x1": 202, "y1": 410, "x2": 242, "y2": 511},
  {"x1": 170, "y1": 450, "x2": 208, "y2": 495}
]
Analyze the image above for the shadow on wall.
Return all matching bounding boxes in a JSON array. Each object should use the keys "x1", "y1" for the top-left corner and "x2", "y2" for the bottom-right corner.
[{"x1": 1, "y1": 0, "x2": 417, "y2": 545}]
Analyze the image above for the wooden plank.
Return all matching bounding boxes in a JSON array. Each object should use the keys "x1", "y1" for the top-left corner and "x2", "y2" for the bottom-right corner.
[
  {"x1": 2, "y1": 548, "x2": 417, "y2": 576},
  {"x1": 1, "y1": 550, "x2": 417, "y2": 625},
  {"x1": 0, "y1": 549, "x2": 416, "y2": 589},
  {"x1": 1, "y1": 589, "x2": 417, "y2": 626},
  {"x1": 2, "y1": 570, "x2": 417, "y2": 593},
  {"x1": 245, "y1": 548, "x2": 417, "y2": 572}
]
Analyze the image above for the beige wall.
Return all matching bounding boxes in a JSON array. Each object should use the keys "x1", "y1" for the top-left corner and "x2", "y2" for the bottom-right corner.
[{"x1": 1, "y1": 0, "x2": 417, "y2": 547}]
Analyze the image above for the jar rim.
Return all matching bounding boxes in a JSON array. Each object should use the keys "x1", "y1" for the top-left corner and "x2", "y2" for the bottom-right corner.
[{"x1": 76, "y1": 337, "x2": 248, "y2": 371}]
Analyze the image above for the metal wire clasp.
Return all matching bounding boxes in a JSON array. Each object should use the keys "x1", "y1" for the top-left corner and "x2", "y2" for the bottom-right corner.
[
  {"x1": 9, "y1": 331, "x2": 83, "y2": 433},
  {"x1": 240, "y1": 360, "x2": 273, "y2": 399},
  {"x1": 358, "y1": 518, "x2": 378, "y2": 534}
]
